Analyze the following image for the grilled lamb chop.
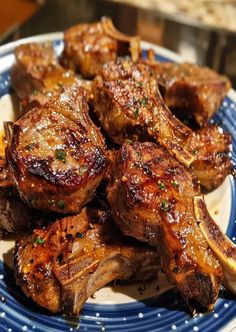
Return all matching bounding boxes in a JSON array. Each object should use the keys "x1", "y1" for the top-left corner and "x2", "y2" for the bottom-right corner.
[
  {"x1": 0, "y1": 158, "x2": 35, "y2": 235},
  {"x1": 92, "y1": 58, "x2": 194, "y2": 167},
  {"x1": 11, "y1": 42, "x2": 92, "y2": 113},
  {"x1": 61, "y1": 17, "x2": 140, "y2": 78},
  {"x1": 6, "y1": 84, "x2": 107, "y2": 213},
  {"x1": 107, "y1": 142, "x2": 223, "y2": 310},
  {"x1": 145, "y1": 56, "x2": 231, "y2": 127},
  {"x1": 14, "y1": 207, "x2": 160, "y2": 314},
  {"x1": 92, "y1": 58, "x2": 231, "y2": 190}
]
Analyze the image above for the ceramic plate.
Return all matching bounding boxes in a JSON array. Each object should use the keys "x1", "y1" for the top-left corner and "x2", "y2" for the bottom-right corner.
[{"x1": 0, "y1": 33, "x2": 235, "y2": 332}]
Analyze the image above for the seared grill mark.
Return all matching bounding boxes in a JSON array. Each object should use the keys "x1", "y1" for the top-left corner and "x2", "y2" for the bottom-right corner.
[
  {"x1": 6, "y1": 84, "x2": 107, "y2": 213},
  {"x1": 108, "y1": 142, "x2": 223, "y2": 310},
  {"x1": 93, "y1": 58, "x2": 231, "y2": 191},
  {"x1": 14, "y1": 207, "x2": 160, "y2": 314}
]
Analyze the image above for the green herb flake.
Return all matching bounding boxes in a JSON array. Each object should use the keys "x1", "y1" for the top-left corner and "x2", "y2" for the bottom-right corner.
[
  {"x1": 30, "y1": 197, "x2": 38, "y2": 206},
  {"x1": 76, "y1": 232, "x2": 84, "y2": 239},
  {"x1": 192, "y1": 149, "x2": 199, "y2": 155},
  {"x1": 140, "y1": 98, "x2": 148, "y2": 107},
  {"x1": 33, "y1": 236, "x2": 45, "y2": 245},
  {"x1": 160, "y1": 199, "x2": 172, "y2": 214},
  {"x1": 183, "y1": 119, "x2": 190, "y2": 125},
  {"x1": 57, "y1": 200, "x2": 65, "y2": 209},
  {"x1": 126, "y1": 139, "x2": 134, "y2": 145},
  {"x1": 55, "y1": 148, "x2": 67, "y2": 163},
  {"x1": 48, "y1": 199, "x2": 55, "y2": 206},
  {"x1": 32, "y1": 89, "x2": 38, "y2": 96},
  {"x1": 26, "y1": 143, "x2": 35, "y2": 151},
  {"x1": 57, "y1": 81, "x2": 64, "y2": 89},
  {"x1": 157, "y1": 180, "x2": 165, "y2": 190},
  {"x1": 171, "y1": 180, "x2": 179, "y2": 188},
  {"x1": 135, "y1": 81, "x2": 143, "y2": 88},
  {"x1": 78, "y1": 165, "x2": 88, "y2": 176},
  {"x1": 133, "y1": 108, "x2": 139, "y2": 119}
]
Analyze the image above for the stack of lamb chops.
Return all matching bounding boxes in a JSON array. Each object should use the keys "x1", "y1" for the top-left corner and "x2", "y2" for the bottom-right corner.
[{"x1": 1, "y1": 17, "x2": 235, "y2": 315}]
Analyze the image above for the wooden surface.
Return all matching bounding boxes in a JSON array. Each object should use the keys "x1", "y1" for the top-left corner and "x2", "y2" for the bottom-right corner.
[{"x1": 0, "y1": 0, "x2": 39, "y2": 37}]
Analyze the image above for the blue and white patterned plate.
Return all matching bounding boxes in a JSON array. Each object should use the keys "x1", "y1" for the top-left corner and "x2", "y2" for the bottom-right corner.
[{"x1": 0, "y1": 33, "x2": 235, "y2": 332}]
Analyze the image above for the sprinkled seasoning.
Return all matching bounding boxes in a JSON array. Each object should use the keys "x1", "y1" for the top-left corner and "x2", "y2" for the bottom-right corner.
[
  {"x1": 136, "y1": 149, "x2": 142, "y2": 160},
  {"x1": 171, "y1": 180, "x2": 179, "y2": 188},
  {"x1": 30, "y1": 197, "x2": 38, "y2": 206},
  {"x1": 135, "y1": 81, "x2": 143, "y2": 88},
  {"x1": 192, "y1": 149, "x2": 199, "y2": 155},
  {"x1": 157, "y1": 181, "x2": 165, "y2": 190},
  {"x1": 55, "y1": 148, "x2": 67, "y2": 162},
  {"x1": 78, "y1": 165, "x2": 88, "y2": 176},
  {"x1": 33, "y1": 236, "x2": 45, "y2": 245},
  {"x1": 76, "y1": 232, "x2": 85, "y2": 239},
  {"x1": 166, "y1": 167, "x2": 176, "y2": 174},
  {"x1": 133, "y1": 108, "x2": 139, "y2": 118},
  {"x1": 183, "y1": 119, "x2": 190, "y2": 125},
  {"x1": 57, "y1": 200, "x2": 65, "y2": 209},
  {"x1": 140, "y1": 98, "x2": 148, "y2": 107},
  {"x1": 57, "y1": 81, "x2": 64, "y2": 89},
  {"x1": 160, "y1": 199, "x2": 172, "y2": 213}
]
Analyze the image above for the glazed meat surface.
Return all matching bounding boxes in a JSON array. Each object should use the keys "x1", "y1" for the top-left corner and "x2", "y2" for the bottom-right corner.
[
  {"x1": 14, "y1": 207, "x2": 159, "y2": 314},
  {"x1": 147, "y1": 60, "x2": 231, "y2": 126},
  {"x1": 0, "y1": 158, "x2": 35, "y2": 234},
  {"x1": 185, "y1": 125, "x2": 231, "y2": 191},
  {"x1": 11, "y1": 42, "x2": 92, "y2": 113},
  {"x1": 61, "y1": 17, "x2": 140, "y2": 78},
  {"x1": 92, "y1": 58, "x2": 231, "y2": 190},
  {"x1": 92, "y1": 58, "x2": 194, "y2": 167},
  {"x1": 6, "y1": 84, "x2": 107, "y2": 213},
  {"x1": 12, "y1": 43, "x2": 74, "y2": 100},
  {"x1": 107, "y1": 142, "x2": 223, "y2": 310}
]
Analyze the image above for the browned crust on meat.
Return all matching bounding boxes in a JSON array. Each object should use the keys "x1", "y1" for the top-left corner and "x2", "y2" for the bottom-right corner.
[
  {"x1": 6, "y1": 84, "x2": 107, "y2": 213},
  {"x1": 61, "y1": 17, "x2": 140, "y2": 78},
  {"x1": 14, "y1": 207, "x2": 159, "y2": 314},
  {"x1": 147, "y1": 60, "x2": 231, "y2": 126},
  {"x1": 108, "y1": 142, "x2": 223, "y2": 310}
]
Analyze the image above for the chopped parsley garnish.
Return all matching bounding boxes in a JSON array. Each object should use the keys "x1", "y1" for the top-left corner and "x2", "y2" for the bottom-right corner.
[
  {"x1": 26, "y1": 143, "x2": 36, "y2": 151},
  {"x1": 55, "y1": 148, "x2": 67, "y2": 162},
  {"x1": 33, "y1": 236, "x2": 45, "y2": 245},
  {"x1": 183, "y1": 119, "x2": 190, "y2": 125},
  {"x1": 160, "y1": 199, "x2": 172, "y2": 213},
  {"x1": 158, "y1": 181, "x2": 165, "y2": 190},
  {"x1": 76, "y1": 232, "x2": 84, "y2": 239},
  {"x1": 133, "y1": 108, "x2": 139, "y2": 118},
  {"x1": 78, "y1": 165, "x2": 88, "y2": 176},
  {"x1": 30, "y1": 197, "x2": 38, "y2": 206},
  {"x1": 57, "y1": 200, "x2": 65, "y2": 209},
  {"x1": 140, "y1": 98, "x2": 148, "y2": 107},
  {"x1": 135, "y1": 81, "x2": 143, "y2": 88},
  {"x1": 171, "y1": 180, "x2": 179, "y2": 188},
  {"x1": 32, "y1": 89, "x2": 38, "y2": 95}
]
